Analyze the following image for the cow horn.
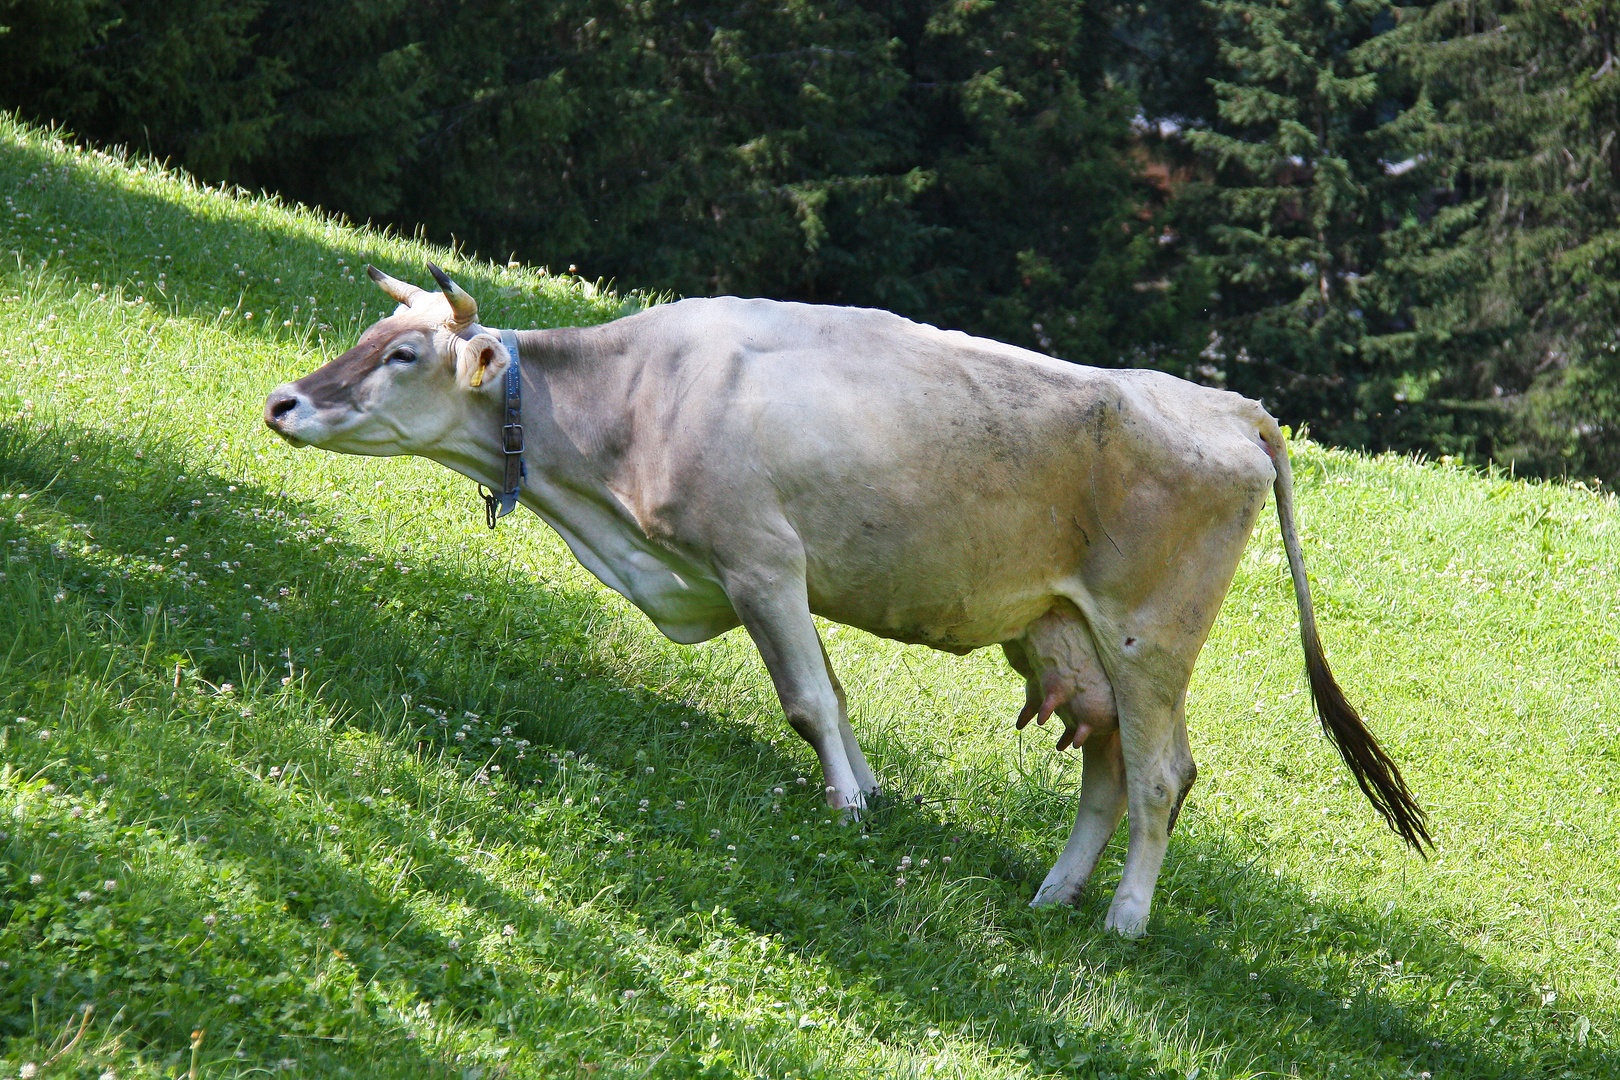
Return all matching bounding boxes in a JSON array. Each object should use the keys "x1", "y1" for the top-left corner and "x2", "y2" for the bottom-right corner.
[
  {"x1": 427, "y1": 262, "x2": 478, "y2": 330},
  {"x1": 366, "y1": 264, "x2": 423, "y2": 306}
]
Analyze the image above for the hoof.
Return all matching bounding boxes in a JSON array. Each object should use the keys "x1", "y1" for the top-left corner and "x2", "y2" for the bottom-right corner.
[
  {"x1": 1029, "y1": 878, "x2": 1083, "y2": 908},
  {"x1": 1103, "y1": 904, "x2": 1149, "y2": 938}
]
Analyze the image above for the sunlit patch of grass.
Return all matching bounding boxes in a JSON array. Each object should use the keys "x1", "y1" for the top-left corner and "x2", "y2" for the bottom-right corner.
[{"x1": 1, "y1": 113, "x2": 1617, "y2": 1078}]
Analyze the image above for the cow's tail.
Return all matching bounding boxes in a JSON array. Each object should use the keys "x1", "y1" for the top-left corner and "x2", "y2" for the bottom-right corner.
[{"x1": 1260, "y1": 419, "x2": 1432, "y2": 854}]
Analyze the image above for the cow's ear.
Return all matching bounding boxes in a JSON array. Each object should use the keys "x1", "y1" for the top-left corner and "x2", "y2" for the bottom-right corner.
[{"x1": 454, "y1": 332, "x2": 509, "y2": 392}]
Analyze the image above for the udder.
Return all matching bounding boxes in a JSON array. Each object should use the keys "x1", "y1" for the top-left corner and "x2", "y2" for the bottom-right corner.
[{"x1": 1002, "y1": 599, "x2": 1117, "y2": 750}]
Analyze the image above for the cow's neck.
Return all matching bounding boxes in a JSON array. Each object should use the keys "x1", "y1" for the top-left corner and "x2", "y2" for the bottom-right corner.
[
  {"x1": 419, "y1": 323, "x2": 732, "y2": 641},
  {"x1": 423, "y1": 322, "x2": 639, "y2": 511}
]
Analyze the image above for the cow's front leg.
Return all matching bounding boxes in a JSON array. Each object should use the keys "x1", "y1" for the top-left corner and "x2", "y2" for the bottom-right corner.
[
  {"x1": 725, "y1": 570, "x2": 868, "y2": 813},
  {"x1": 1030, "y1": 728, "x2": 1126, "y2": 907},
  {"x1": 822, "y1": 641, "x2": 879, "y2": 797}
]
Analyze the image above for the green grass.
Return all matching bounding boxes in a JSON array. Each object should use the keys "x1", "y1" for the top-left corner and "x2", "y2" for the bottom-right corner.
[{"x1": 0, "y1": 113, "x2": 1617, "y2": 1079}]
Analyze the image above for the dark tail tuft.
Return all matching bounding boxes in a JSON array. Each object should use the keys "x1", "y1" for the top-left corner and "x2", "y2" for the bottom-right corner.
[
  {"x1": 1263, "y1": 416, "x2": 1431, "y2": 855},
  {"x1": 1305, "y1": 642, "x2": 1432, "y2": 854}
]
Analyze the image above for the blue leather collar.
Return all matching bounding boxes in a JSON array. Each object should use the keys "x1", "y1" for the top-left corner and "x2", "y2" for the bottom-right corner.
[{"x1": 481, "y1": 328, "x2": 525, "y2": 528}]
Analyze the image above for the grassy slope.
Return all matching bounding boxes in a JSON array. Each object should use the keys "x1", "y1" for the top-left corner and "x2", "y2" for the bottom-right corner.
[{"x1": 0, "y1": 114, "x2": 1615, "y2": 1079}]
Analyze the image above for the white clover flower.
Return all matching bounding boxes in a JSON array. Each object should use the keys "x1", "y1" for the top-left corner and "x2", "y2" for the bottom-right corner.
[
  {"x1": 103, "y1": 879, "x2": 116, "y2": 891},
  {"x1": 227, "y1": 994, "x2": 244, "y2": 1005},
  {"x1": 28, "y1": 874, "x2": 42, "y2": 885},
  {"x1": 76, "y1": 890, "x2": 94, "y2": 902},
  {"x1": 36, "y1": 730, "x2": 51, "y2": 741},
  {"x1": 772, "y1": 786, "x2": 784, "y2": 796}
]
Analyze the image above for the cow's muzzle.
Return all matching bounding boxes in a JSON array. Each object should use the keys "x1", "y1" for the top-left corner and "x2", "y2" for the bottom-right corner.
[{"x1": 264, "y1": 384, "x2": 310, "y2": 445}]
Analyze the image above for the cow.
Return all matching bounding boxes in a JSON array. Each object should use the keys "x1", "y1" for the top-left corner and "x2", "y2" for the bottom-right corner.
[{"x1": 264, "y1": 264, "x2": 1429, "y2": 937}]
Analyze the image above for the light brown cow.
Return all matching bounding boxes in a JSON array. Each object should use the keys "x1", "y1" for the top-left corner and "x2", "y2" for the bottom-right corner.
[{"x1": 265, "y1": 265, "x2": 1428, "y2": 936}]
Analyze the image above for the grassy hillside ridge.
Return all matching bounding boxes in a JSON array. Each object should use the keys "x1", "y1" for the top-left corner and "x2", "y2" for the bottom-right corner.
[{"x1": 0, "y1": 113, "x2": 1616, "y2": 1079}]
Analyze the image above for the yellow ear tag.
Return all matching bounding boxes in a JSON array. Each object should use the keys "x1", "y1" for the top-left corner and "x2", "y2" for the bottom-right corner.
[{"x1": 466, "y1": 341, "x2": 500, "y2": 388}]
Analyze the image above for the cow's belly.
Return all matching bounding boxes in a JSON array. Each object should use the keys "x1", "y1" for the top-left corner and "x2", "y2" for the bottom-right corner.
[
  {"x1": 800, "y1": 507, "x2": 1083, "y2": 653},
  {"x1": 815, "y1": 588, "x2": 1054, "y2": 654}
]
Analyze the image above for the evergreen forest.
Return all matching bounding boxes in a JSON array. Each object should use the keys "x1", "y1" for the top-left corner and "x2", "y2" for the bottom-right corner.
[{"x1": 3, "y1": 0, "x2": 1618, "y2": 481}]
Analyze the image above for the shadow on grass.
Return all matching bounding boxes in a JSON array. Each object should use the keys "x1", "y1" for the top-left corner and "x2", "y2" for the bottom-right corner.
[{"x1": 0, "y1": 411, "x2": 1610, "y2": 1080}]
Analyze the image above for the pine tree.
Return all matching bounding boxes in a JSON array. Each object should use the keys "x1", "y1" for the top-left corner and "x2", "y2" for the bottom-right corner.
[
  {"x1": 904, "y1": 0, "x2": 1203, "y2": 362},
  {"x1": 0, "y1": 0, "x2": 285, "y2": 178},
  {"x1": 1172, "y1": 0, "x2": 1464, "y2": 450},
  {"x1": 1379, "y1": 0, "x2": 1620, "y2": 479}
]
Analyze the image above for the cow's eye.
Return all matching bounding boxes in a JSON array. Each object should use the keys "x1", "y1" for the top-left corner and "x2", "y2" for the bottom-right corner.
[{"x1": 386, "y1": 346, "x2": 417, "y2": 364}]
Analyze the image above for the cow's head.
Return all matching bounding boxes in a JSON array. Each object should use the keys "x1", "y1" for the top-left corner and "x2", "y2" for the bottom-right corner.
[{"x1": 264, "y1": 264, "x2": 512, "y2": 456}]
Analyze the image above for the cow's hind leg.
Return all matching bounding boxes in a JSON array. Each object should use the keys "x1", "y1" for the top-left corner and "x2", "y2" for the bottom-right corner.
[
  {"x1": 1030, "y1": 728, "x2": 1126, "y2": 906},
  {"x1": 1104, "y1": 672, "x2": 1197, "y2": 937},
  {"x1": 724, "y1": 566, "x2": 867, "y2": 812}
]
